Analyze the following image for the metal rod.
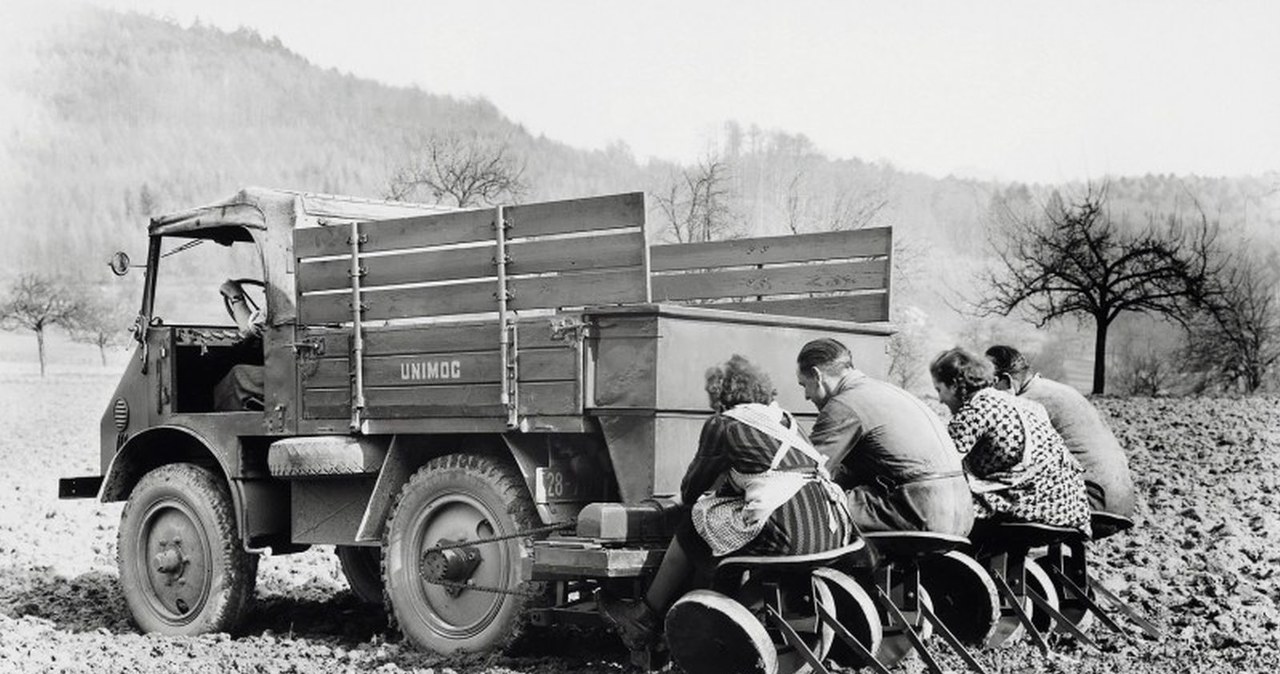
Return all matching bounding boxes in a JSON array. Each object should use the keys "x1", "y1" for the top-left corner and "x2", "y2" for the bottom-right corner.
[
  {"x1": 813, "y1": 601, "x2": 892, "y2": 674},
  {"x1": 1088, "y1": 573, "x2": 1164, "y2": 639},
  {"x1": 991, "y1": 572, "x2": 1050, "y2": 655},
  {"x1": 1045, "y1": 566, "x2": 1130, "y2": 639},
  {"x1": 765, "y1": 605, "x2": 832, "y2": 674},
  {"x1": 1024, "y1": 590, "x2": 1101, "y2": 651},
  {"x1": 919, "y1": 600, "x2": 991, "y2": 674},
  {"x1": 349, "y1": 220, "x2": 365, "y2": 432},
  {"x1": 874, "y1": 586, "x2": 945, "y2": 674},
  {"x1": 493, "y1": 205, "x2": 517, "y2": 428}
]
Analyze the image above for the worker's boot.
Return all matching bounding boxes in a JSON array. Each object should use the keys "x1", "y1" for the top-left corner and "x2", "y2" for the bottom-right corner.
[{"x1": 596, "y1": 591, "x2": 659, "y2": 651}]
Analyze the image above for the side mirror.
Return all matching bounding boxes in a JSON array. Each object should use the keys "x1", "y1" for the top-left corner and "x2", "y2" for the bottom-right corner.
[{"x1": 108, "y1": 252, "x2": 131, "y2": 277}]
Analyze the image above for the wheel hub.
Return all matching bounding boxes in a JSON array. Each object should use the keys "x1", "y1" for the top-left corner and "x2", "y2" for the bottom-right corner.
[
  {"x1": 421, "y1": 539, "x2": 483, "y2": 595},
  {"x1": 154, "y1": 547, "x2": 187, "y2": 576}
]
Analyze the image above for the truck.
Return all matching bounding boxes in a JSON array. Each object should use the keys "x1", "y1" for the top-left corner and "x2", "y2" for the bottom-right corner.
[{"x1": 59, "y1": 187, "x2": 895, "y2": 657}]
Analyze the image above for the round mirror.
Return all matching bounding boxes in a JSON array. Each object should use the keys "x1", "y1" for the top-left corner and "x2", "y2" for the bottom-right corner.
[{"x1": 108, "y1": 251, "x2": 131, "y2": 276}]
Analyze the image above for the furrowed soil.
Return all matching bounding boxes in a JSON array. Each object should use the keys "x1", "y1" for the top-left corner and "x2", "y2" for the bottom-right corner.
[{"x1": 2, "y1": 365, "x2": 1279, "y2": 673}]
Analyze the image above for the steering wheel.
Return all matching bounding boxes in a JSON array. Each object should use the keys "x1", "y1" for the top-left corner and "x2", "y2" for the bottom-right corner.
[{"x1": 220, "y1": 278, "x2": 266, "y2": 334}]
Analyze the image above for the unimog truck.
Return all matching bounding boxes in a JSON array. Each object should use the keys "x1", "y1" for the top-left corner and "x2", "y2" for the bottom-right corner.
[{"x1": 59, "y1": 187, "x2": 894, "y2": 655}]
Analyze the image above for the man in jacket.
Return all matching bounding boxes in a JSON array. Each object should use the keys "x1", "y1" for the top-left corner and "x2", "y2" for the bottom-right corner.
[
  {"x1": 798, "y1": 338, "x2": 973, "y2": 534},
  {"x1": 984, "y1": 345, "x2": 1136, "y2": 518}
]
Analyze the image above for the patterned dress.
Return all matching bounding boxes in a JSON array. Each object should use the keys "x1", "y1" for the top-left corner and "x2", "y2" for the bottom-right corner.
[
  {"x1": 946, "y1": 388, "x2": 1091, "y2": 534},
  {"x1": 682, "y1": 411, "x2": 855, "y2": 556}
]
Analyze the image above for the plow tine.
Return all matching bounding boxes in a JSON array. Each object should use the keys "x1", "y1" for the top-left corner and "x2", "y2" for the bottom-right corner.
[
  {"x1": 765, "y1": 605, "x2": 832, "y2": 674},
  {"x1": 813, "y1": 601, "x2": 892, "y2": 674},
  {"x1": 873, "y1": 586, "x2": 946, "y2": 674},
  {"x1": 1088, "y1": 574, "x2": 1164, "y2": 639},
  {"x1": 919, "y1": 600, "x2": 991, "y2": 674},
  {"x1": 1045, "y1": 565, "x2": 1130, "y2": 639},
  {"x1": 1024, "y1": 590, "x2": 1101, "y2": 651},
  {"x1": 991, "y1": 572, "x2": 1050, "y2": 655}
]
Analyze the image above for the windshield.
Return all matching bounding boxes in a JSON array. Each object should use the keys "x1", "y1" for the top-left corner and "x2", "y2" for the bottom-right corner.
[{"x1": 152, "y1": 235, "x2": 265, "y2": 326}]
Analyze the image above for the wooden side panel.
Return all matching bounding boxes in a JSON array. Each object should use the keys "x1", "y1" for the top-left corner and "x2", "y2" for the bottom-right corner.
[
  {"x1": 308, "y1": 350, "x2": 577, "y2": 389},
  {"x1": 506, "y1": 231, "x2": 646, "y2": 276},
  {"x1": 649, "y1": 227, "x2": 892, "y2": 271},
  {"x1": 511, "y1": 267, "x2": 648, "y2": 311},
  {"x1": 651, "y1": 259, "x2": 888, "y2": 302},
  {"x1": 304, "y1": 381, "x2": 576, "y2": 420},
  {"x1": 298, "y1": 280, "x2": 498, "y2": 324},
  {"x1": 299, "y1": 322, "x2": 580, "y2": 421},
  {"x1": 646, "y1": 226, "x2": 892, "y2": 324},
  {"x1": 506, "y1": 192, "x2": 645, "y2": 238},
  {"x1": 725, "y1": 293, "x2": 890, "y2": 323},
  {"x1": 294, "y1": 208, "x2": 494, "y2": 258},
  {"x1": 298, "y1": 245, "x2": 495, "y2": 293}
]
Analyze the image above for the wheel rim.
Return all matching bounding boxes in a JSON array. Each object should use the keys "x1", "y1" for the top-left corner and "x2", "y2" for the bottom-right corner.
[
  {"x1": 406, "y1": 491, "x2": 511, "y2": 640},
  {"x1": 1024, "y1": 559, "x2": 1059, "y2": 634},
  {"x1": 134, "y1": 497, "x2": 213, "y2": 625},
  {"x1": 811, "y1": 567, "x2": 882, "y2": 668},
  {"x1": 919, "y1": 551, "x2": 1000, "y2": 646},
  {"x1": 771, "y1": 575, "x2": 835, "y2": 674}
]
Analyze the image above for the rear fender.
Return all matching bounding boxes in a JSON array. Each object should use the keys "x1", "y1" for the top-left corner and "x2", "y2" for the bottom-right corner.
[{"x1": 354, "y1": 434, "x2": 546, "y2": 543}]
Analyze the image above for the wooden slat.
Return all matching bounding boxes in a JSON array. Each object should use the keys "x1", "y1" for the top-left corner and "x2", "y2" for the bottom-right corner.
[
  {"x1": 299, "y1": 230, "x2": 646, "y2": 294},
  {"x1": 650, "y1": 227, "x2": 891, "y2": 272},
  {"x1": 652, "y1": 259, "x2": 888, "y2": 302},
  {"x1": 306, "y1": 320, "x2": 566, "y2": 356},
  {"x1": 505, "y1": 192, "x2": 645, "y2": 238},
  {"x1": 298, "y1": 245, "x2": 495, "y2": 293},
  {"x1": 727, "y1": 293, "x2": 890, "y2": 322},
  {"x1": 510, "y1": 267, "x2": 649, "y2": 311},
  {"x1": 304, "y1": 381, "x2": 577, "y2": 419},
  {"x1": 294, "y1": 208, "x2": 495, "y2": 259},
  {"x1": 305, "y1": 349, "x2": 577, "y2": 388},
  {"x1": 507, "y1": 230, "x2": 646, "y2": 276},
  {"x1": 299, "y1": 279, "x2": 498, "y2": 324}
]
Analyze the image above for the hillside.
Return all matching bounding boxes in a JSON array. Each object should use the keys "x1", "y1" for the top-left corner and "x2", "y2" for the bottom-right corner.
[{"x1": 1, "y1": 4, "x2": 1277, "y2": 391}]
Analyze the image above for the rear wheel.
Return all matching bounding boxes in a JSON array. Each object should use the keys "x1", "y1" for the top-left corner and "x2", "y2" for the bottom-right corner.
[
  {"x1": 383, "y1": 454, "x2": 546, "y2": 654},
  {"x1": 1024, "y1": 558, "x2": 1059, "y2": 635},
  {"x1": 918, "y1": 551, "x2": 999, "y2": 645},
  {"x1": 117, "y1": 463, "x2": 257, "y2": 636},
  {"x1": 336, "y1": 545, "x2": 384, "y2": 605}
]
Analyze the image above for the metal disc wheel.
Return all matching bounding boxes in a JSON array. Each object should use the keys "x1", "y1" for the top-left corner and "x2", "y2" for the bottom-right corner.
[
  {"x1": 811, "y1": 568, "x2": 883, "y2": 669},
  {"x1": 875, "y1": 586, "x2": 934, "y2": 667},
  {"x1": 666, "y1": 589, "x2": 779, "y2": 674},
  {"x1": 918, "y1": 550, "x2": 1000, "y2": 645},
  {"x1": 336, "y1": 545, "x2": 384, "y2": 605},
  {"x1": 1024, "y1": 558, "x2": 1059, "y2": 635},
  {"x1": 1035, "y1": 548, "x2": 1095, "y2": 635},
  {"x1": 383, "y1": 454, "x2": 547, "y2": 654},
  {"x1": 117, "y1": 463, "x2": 257, "y2": 636},
  {"x1": 726, "y1": 570, "x2": 836, "y2": 674}
]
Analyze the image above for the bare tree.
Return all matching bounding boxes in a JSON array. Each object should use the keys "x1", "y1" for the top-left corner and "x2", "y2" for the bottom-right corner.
[
  {"x1": 0, "y1": 274, "x2": 84, "y2": 376},
  {"x1": 654, "y1": 155, "x2": 740, "y2": 243},
  {"x1": 68, "y1": 287, "x2": 131, "y2": 366},
  {"x1": 979, "y1": 184, "x2": 1219, "y2": 394},
  {"x1": 1183, "y1": 248, "x2": 1280, "y2": 393},
  {"x1": 782, "y1": 169, "x2": 889, "y2": 235},
  {"x1": 386, "y1": 131, "x2": 528, "y2": 208}
]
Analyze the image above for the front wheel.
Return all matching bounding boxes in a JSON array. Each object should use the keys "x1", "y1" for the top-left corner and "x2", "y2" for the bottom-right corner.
[
  {"x1": 117, "y1": 463, "x2": 257, "y2": 635},
  {"x1": 383, "y1": 454, "x2": 546, "y2": 654}
]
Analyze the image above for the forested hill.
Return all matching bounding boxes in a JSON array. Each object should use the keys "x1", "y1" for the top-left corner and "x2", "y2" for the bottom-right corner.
[
  {"x1": 2, "y1": 4, "x2": 1277, "y2": 305},
  {"x1": 0, "y1": 5, "x2": 656, "y2": 275}
]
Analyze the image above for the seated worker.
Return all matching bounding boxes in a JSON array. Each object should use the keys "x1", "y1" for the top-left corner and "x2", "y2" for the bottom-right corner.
[
  {"x1": 212, "y1": 279, "x2": 266, "y2": 411},
  {"x1": 797, "y1": 338, "x2": 973, "y2": 535},
  {"x1": 984, "y1": 345, "x2": 1136, "y2": 518},
  {"x1": 930, "y1": 347, "x2": 1091, "y2": 535},
  {"x1": 599, "y1": 355, "x2": 855, "y2": 650}
]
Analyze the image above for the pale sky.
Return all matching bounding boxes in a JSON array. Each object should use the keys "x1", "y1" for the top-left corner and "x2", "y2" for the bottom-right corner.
[{"x1": 40, "y1": 1, "x2": 1280, "y2": 182}]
